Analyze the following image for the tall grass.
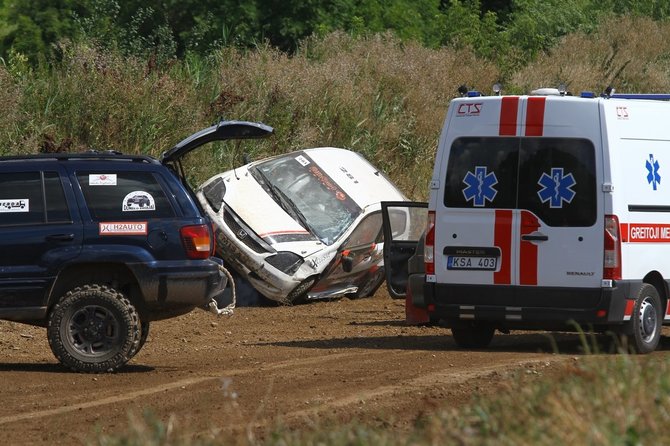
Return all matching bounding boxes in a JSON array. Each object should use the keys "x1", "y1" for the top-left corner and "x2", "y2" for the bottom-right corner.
[
  {"x1": 512, "y1": 15, "x2": 670, "y2": 95},
  {"x1": 2, "y1": 33, "x2": 500, "y2": 199},
  {"x1": 3, "y1": 14, "x2": 670, "y2": 199}
]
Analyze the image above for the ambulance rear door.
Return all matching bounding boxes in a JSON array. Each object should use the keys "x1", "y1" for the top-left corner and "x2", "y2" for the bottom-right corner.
[{"x1": 434, "y1": 95, "x2": 603, "y2": 290}]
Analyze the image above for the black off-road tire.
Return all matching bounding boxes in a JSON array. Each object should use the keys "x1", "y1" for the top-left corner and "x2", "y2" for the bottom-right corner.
[
  {"x1": 626, "y1": 283, "x2": 663, "y2": 354},
  {"x1": 47, "y1": 284, "x2": 141, "y2": 373},
  {"x1": 130, "y1": 320, "x2": 150, "y2": 359},
  {"x1": 451, "y1": 325, "x2": 495, "y2": 349}
]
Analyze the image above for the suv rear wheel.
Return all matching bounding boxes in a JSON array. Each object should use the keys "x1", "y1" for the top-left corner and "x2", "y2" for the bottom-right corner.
[
  {"x1": 47, "y1": 284, "x2": 141, "y2": 373},
  {"x1": 131, "y1": 321, "x2": 150, "y2": 359}
]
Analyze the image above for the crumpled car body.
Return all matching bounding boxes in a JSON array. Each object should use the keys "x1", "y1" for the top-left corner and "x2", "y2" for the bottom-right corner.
[{"x1": 197, "y1": 146, "x2": 407, "y2": 303}]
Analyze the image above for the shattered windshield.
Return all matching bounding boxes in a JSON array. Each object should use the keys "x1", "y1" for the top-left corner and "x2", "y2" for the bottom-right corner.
[{"x1": 251, "y1": 152, "x2": 361, "y2": 245}]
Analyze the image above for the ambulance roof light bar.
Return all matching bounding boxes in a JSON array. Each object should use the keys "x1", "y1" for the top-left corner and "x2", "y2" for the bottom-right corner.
[{"x1": 457, "y1": 85, "x2": 482, "y2": 97}]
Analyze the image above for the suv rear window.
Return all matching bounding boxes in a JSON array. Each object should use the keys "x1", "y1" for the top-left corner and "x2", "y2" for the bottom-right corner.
[
  {"x1": 0, "y1": 171, "x2": 70, "y2": 226},
  {"x1": 78, "y1": 171, "x2": 175, "y2": 220},
  {"x1": 444, "y1": 137, "x2": 596, "y2": 227}
]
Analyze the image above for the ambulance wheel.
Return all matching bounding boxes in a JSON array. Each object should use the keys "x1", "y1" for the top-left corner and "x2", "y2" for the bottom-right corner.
[
  {"x1": 451, "y1": 325, "x2": 495, "y2": 349},
  {"x1": 628, "y1": 284, "x2": 662, "y2": 354}
]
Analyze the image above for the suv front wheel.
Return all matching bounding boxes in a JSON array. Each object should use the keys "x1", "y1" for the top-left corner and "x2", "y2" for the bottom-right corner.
[{"x1": 47, "y1": 284, "x2": 141, "y2": 373}]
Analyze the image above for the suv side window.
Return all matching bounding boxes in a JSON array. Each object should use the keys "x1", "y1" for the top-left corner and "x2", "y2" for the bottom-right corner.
[
  {"x1": 78, "y1": 171, "x2": 175, "y2": 220},
  {"x1": 0, "y1": 171, "x2": 70, "y2": 226}
]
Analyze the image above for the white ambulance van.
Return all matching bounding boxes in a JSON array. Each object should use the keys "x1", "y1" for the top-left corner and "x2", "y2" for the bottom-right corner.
[{"x1": 382, "y1": 88, "x2": 670, "y2": 353}]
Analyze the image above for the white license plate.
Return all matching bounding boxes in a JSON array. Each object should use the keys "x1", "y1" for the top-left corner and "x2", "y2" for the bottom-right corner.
[{"x1": 447, "y1": 256, "x2": 497, "y2": 270}]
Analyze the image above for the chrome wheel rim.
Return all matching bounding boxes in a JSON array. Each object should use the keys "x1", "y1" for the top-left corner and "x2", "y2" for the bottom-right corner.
[{"x1": 638, "y1": 296, "x2": 659, "y2": 344}]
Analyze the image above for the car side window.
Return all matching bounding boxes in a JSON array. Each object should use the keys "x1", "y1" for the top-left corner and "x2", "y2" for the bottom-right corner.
[
  {"x1": 344, "y1": 213, "x2": 383, "y2": 249},
  {"x1": 78, "y1": 171, "x2": 175, "y2": 220},
  {"x1": 0, "y1": 171, "x2": 70, "y2": 226}
]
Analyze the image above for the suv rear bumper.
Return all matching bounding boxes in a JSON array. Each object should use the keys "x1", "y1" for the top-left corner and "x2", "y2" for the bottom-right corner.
[
  {"x1": 414, "y1": 278, "x2": 643, "y2": 329},
  {"x1": 130, "y1": 258, "x2": 228, "y2": 306}
]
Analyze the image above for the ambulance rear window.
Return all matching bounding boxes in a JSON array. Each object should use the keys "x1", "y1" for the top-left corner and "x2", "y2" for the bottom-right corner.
[
  {"x1": 444, "y1": 137, "x2": 519, "y2": 210},
  {"x1": 518, "y1": 138, "x2": 596, "y2": 227},
  {"x1": 444, "y1": 137, "x2": 596, "y2": 227}
]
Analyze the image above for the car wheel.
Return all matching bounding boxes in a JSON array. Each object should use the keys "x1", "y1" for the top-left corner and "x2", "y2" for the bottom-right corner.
[
  {"x1": 626, "y1": 283, "x2": 662, "y2": 354},
  {"x1": 354, "y1": 268, "x2": 385, "y2": 299},
  {"x1": 286, "y1": 277, "x2": 317, "y2": 305},
  {"x1": 451, "y1": 325, "x2": 495, "y2": 349},
  {"x1": 47, "y1": 284, "x2": 141, "y2": 373}
]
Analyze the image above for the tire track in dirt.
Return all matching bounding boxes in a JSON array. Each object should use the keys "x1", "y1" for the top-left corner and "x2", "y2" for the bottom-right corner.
[
  {"x1": 209, "y1": 355, "x2": 566, "y2": 435},
  {"x1": 0, "y1": 350, "x2": 408, "y2": 426}
]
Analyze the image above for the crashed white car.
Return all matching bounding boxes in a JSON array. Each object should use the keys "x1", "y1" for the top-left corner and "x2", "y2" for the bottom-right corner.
[{"x1": 162, "y1": 121, "x2": 407, "y2": 303}]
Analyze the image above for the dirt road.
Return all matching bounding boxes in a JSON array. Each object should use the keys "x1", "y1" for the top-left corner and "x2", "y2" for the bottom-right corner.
[{"x1": 0, "y1": 291, "x2": 590, "y2": 444}]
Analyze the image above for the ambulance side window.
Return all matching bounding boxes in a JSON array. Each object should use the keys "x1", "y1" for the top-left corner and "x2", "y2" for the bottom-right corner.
[
  {"x1": 443, "y1": 137, "x2": 519, "y2": 209},
  {"x1": 518, "y1": 138, "x2": 596, "y2": 227}
]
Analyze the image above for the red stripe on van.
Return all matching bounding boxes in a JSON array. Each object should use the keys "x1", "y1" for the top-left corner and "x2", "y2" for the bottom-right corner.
[
  {"x1": 620, "y1": 223, "x2": 629, "y2": 243},
  {"x1": 499, "y1": 97, "x2": 519, "y2": 136},
  {"x1": 520, "y1": 211, "x2": 540, "y2": 285},
  {"x1": 525, "y1": 97, "x2": 546, "y2": 136},
  {"x1": 494, "y1": 210, "x2": 513, "y2": 284}
]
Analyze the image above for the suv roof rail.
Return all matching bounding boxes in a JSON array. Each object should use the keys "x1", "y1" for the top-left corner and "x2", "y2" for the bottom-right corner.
[{"x1": 0, "y1": 152, "x2": 160, "y2": 163}]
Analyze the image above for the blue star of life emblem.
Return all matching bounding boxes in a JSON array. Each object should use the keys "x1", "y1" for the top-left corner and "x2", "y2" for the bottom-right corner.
[
  {"x1": 537, "y1": 168, "x2": 576, "y2": 208},
  {"x1": 462, "y1": 166, "x2": 498, "y2": 207},
  {"x1": 646, "y1": 154, "x2": 661, "y2": 190}
]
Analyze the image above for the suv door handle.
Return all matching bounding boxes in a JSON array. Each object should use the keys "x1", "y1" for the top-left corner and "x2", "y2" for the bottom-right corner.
[
  {"x1": 521, "y1": 234, "x2": 548, "y2": 242},
  {"x1": 46, "y1": 233, "x2": 75, "y2": 242}
]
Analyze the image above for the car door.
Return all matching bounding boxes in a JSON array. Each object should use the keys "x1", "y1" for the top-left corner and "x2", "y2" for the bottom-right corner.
[
  {"x1": 0, "y1": 167, "x2": 83, "y2": 308},
  {"x1": 381, "y1": 201, "x2": 428, "y2": 298},
  {"x1": 318, "y1": 212, "x2": 385, "y2": 291}
]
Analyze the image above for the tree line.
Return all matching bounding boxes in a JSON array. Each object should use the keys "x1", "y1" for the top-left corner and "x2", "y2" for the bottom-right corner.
[{"x1": 1, "y1": 0, "x2": 668, "y2": 71}]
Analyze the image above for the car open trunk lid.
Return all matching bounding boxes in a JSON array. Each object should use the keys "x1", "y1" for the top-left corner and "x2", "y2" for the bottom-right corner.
[{"x1": 160, "y1": 120, "x2": 274, "y2": 164}]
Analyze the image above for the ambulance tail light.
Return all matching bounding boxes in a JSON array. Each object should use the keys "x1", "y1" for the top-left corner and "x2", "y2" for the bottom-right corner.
[
  {"x1": 424, "y1": 211, "x2": 436, "y2": 275},
  {"x1": 603, "y1": 215, "x2": 621, "y2": 280}
]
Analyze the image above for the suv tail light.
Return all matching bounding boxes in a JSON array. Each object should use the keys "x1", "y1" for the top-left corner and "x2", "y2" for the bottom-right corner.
[
  {"x1": 603, "y1": 215, "x2": 621, "y2": 280},
  {"x1": 181, "y1": 224, "x2": 212, "y2": 260},
  {"x1": 424, "y1": 210, "x2": 436, "y2": 275}
]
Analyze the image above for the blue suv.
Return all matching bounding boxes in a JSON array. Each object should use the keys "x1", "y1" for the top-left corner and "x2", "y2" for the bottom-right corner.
[{"x1": 0, "y1": 120, "x2": 272, "y2": 372}]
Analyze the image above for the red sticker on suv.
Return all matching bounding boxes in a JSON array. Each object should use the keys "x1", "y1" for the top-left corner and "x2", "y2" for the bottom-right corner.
[{"x1": 99, "y1": 221, "x2": 148, "y2": 235}]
